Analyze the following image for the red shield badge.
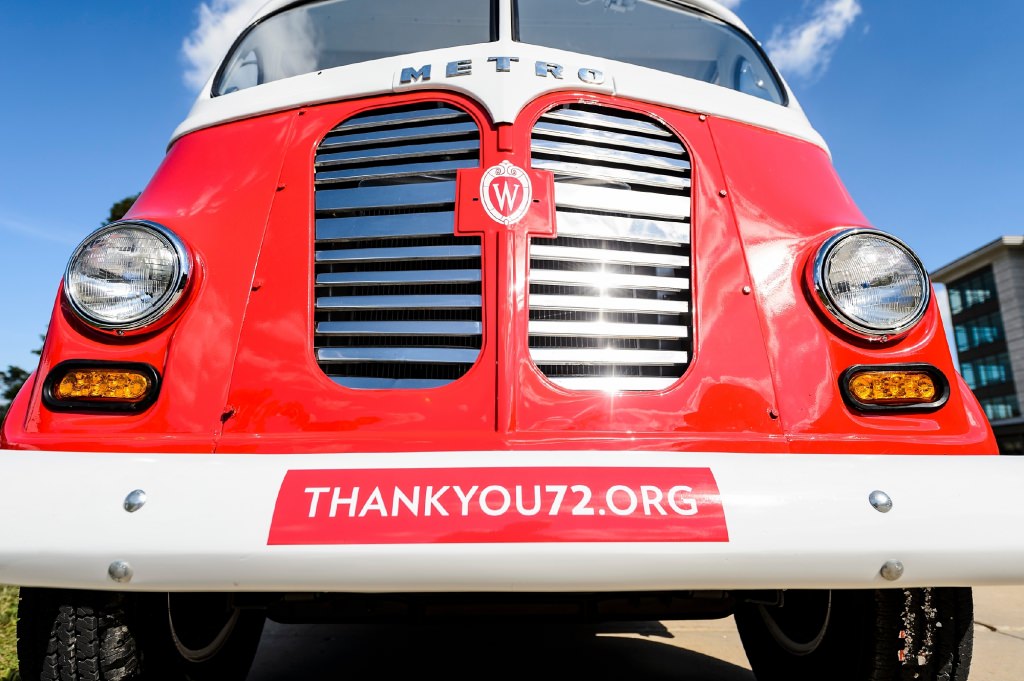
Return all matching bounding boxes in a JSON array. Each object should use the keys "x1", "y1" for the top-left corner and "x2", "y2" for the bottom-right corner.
[{"x1": 480, "y1": 161, "x2": 532, "y2": 226}]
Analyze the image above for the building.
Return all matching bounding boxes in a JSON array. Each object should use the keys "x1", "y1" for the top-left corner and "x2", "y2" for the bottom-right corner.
[{"x1": 931, "y1": 236, "x2": 1024, "y2": 454}]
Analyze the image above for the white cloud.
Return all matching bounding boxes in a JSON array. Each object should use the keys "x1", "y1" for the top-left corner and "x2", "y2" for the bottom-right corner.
[
  {"x1": 766, "y1": 0, "x2": 862, "y2": 81},
  {"x1": 717, "y1": 0, "x2": 743, "y2": 9},
  {"x1": 182, "y1": 0, "x2": 268, "y2": 91}
]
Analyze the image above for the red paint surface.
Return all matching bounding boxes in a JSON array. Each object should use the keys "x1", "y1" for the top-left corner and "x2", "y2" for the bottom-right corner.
[
  {"x1": 0, "y1": 91, "x2": 997, "y2": 458},
  {"x1": 269, "y1": 467, "x2": 728, "y2": 545}
]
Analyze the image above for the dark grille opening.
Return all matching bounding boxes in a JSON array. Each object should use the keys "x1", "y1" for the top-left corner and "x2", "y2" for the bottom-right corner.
[
  {"x1": 313, "y1": 102, "x2": 482, "y2": 390},
  {"x1": 529, "y1": 103, "x2": 693, "y2": 392}
]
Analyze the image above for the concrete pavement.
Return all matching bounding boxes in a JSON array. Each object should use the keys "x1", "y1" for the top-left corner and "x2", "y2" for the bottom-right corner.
[{"x1": 247, "y1": 586, "x2": 1024, "y2": 679}]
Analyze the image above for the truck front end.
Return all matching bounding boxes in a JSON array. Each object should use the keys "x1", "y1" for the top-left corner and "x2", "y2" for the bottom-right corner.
[{"x1": 3, "y1": 1, "x2": 1021, "y2": 679}]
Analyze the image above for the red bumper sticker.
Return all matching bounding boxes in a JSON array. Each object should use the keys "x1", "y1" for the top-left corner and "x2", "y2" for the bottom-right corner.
[{"x1": 268, "y1": 467, "x2": 728, "y2": 545}]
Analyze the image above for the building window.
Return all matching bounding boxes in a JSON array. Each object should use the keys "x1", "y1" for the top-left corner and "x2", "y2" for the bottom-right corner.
[
  {"x1": 960, "y1": 352, "x2": 1014, "y2": 390},
  {"x1": 979, "y1": 394, "x2": 1021, "y2": 421},
  {"x1": 954, "y1": 311, "x2": 1005, "y2": 352},
  {"x1": 948, "y1": 267, "x2": 996, "y2": 315},
  {"x1": 997, "y1": 434, "x2": 1024, "y2": 455}
]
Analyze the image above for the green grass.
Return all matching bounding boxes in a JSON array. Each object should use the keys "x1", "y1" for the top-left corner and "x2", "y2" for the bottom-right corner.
[{"x1": 0, "y1": 586, "x2": 18, "y2": 679}]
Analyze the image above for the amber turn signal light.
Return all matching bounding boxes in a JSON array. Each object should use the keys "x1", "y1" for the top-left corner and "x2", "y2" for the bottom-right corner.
[
  {"x1": 840, "y1": 364, "x2": 948, "y2": 413},
  {"x1": 44, "y1": 361, "x2": 160, "y2": 412}
]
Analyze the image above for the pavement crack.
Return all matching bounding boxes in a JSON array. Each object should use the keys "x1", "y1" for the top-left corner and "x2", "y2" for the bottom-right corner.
[{"x1": 976, "y1": 621, "x2": 1024, "y2": 642}]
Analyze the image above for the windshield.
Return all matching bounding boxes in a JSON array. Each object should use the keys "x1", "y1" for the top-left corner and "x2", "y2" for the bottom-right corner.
[
  {"x1": 215, "y1": 0, "x2": 494, "y2": 96},
  {"x1": 516, "y1": 0, "x2": 785, "y2": 104}
]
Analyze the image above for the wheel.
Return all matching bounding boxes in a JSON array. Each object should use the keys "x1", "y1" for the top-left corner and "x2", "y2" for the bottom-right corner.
[
  {"x1": 734, "y1": 587, "x2": 973, "y2": 681},
  {"x1": 17, "y1": 588, "x2": 142, "y2": 681},
  {"x1": 17, "y1": 590, "x2": 265, "y2": 681},
  {"x1": 148, "y1": 593, "x2": 265, "y2": 681}
]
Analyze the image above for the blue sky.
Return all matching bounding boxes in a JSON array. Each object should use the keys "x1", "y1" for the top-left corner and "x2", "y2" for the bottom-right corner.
[{"x1": 1, "y1": 0, "x2": 1022, "y2": 372}]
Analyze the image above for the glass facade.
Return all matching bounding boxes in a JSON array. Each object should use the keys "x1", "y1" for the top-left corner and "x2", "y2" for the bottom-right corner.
[
  {"x1": 947, "y1": 267, "x2": 996, "y2": 314},
  {"x1": 947, "y1": 264, "x2": 1021, "y2": 430}
]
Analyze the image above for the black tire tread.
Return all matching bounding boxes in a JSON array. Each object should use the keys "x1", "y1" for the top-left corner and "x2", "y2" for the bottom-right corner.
[
  {"x1": 17, "y1": 590, "x2": 141, "y2": 681},
  {"x1": 737, "y1": 587, "x2": 973, "y2": 681}
]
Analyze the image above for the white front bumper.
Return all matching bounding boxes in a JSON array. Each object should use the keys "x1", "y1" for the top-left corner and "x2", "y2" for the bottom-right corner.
[{"x1": 1, "y1": 450, "x2": 1022, "y2": 592}]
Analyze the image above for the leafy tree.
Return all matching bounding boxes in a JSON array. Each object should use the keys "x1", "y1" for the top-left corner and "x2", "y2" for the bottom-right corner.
[{"x1": 104, "y1": 193, "x2": 141, "y2": 225}]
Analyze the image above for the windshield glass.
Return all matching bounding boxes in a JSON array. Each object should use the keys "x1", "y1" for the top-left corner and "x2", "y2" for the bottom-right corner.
[
  {"x1": 216, "y1": 0, "x2": 493, "y2": 96},
  {"x1": 516, "y1": 0, "x2": 785, "y2": 104}
]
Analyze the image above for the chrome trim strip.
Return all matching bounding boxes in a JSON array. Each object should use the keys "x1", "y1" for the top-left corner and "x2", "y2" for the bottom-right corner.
[
  {"x1": 532, "y1": 138, "x2": 690, "y2": 172},
  {"x1": 531, "y1": 349, "x2": 689, "y2": 365},
  {"x1": 533, "y1": 158, "x2": 690, "y2": 191},
  {"x1": 533, "y1": 121, "x2": 685, "y2": 155},
  {"x1": 529, "y1": 268, "x2": 689, "y2": 292},
  {"x1": 316, "y1": 213, "x2": 455, "y2": 241},
  {"x1": 316, "y1": 269, "x2": 481, "y2": 286},
  {"x1": 316, "y1": 182, "x2": 455, "y2": 212},
  {"x1": 317, "y1": 294, "x2": 482, "y2": 310},
  {"x1": 316, "y1": 245, "x2": 480, "y2": 263},
  {"x1": 530, "y1": 244, "x2": 689, "y2": 268},
  {"x1": 316, "y1": 140, "x2": 478, "y2": 165},
  {"x1": 318, "y1": 347, "x2": 480, "y2": 364},
  {"x1": 529, "y1": 295, "x2": 689, "y2": 314},
  {"x1": 553, "y1": 213, "x2": 690, "y2": 245},
  {"x1": 324, "y1": 107, "x2": 468, "y2": 133},
  {"x1": 528, "y1": 321, "x2": 688, "y2": 339},
  {"x1": 553, "y1": 183, "x2": 690, "y2": 220},
  {"x1": 316, "y1": 160, "x2": 474, "y2": 184},
  {"x1": 540, "y1": 108, "x2": 673, "y2": 137},
  {"x1": 319, "y1": 121, "x2": 479, "y2": 150},
  {"x1": 318, "y1": 321, "x2": 483, "y2": 336}
]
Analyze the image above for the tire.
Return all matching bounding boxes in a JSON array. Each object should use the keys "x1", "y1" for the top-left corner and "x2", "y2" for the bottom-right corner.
[
  {"x1": 143, "y1": 593, "x2": 265, "y2": 681},
  {"x1": 17, "y1": 589, "x2": 142, "y2": 681},
  {"x1": 734, "y1": 587, "x2": 973, "y2": 681},
  {"x1": 17, "y1": 590, "x2": 264, "y2": 681}
]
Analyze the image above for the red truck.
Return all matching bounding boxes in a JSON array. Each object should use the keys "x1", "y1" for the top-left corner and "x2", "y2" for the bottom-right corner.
[{"x1": 3, "y1": 1, "x2": 1022, "y2": 679}]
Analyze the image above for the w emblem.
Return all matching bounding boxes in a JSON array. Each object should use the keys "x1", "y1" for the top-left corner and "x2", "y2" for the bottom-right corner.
[{"x1": 480, "y1": 161, "x2": 532, "y2": 226}]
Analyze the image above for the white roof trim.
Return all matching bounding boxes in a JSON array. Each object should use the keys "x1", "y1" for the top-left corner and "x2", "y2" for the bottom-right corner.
[{"x1": 175, "y1": 2, "x2": 824, "y2": 154}]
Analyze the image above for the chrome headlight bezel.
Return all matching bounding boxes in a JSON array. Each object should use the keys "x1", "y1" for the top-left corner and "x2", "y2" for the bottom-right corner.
[
  {"x1": 63, "y1": 220, "x2": 191, "y2": 332},
  {"x1": 812, "y1": 229, "x2": 931, "y2": 339}
]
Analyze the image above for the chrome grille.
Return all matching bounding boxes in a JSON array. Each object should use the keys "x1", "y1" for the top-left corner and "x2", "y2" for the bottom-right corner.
[
  {"x1": 529, "y1": 105, "x2": 692, "y2": 392},
  {"x1": 314, "y1": 103, "x2": 482, "y2": 389}
]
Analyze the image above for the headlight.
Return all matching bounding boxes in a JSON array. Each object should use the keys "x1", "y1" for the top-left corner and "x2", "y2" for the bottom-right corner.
[
  {"x1": 64, "y1": 221, "x2": 190, "y2": 331},
  {"x1": 812, "y1": 229, "x2": 930, "y2": 338}
]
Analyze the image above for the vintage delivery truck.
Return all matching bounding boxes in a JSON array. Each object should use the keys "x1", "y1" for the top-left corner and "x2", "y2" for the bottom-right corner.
[{"x1": 3, "y1": 0, "x2": 1024, "y2": 679}]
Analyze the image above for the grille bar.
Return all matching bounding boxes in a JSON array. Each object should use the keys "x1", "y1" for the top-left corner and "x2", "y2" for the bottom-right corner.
[
  {"x1": 316, "y1": 270, "x2": 481, "y2": 286},
  {"x1": 553, "y1": 183, "x2": 690, "y2": 221},
  {"x1": 317, "y1": 295, "x2": 482, "y2": 310},
  {"x1": 317, "y1": 139, "x2": 478, "y2": 166},
  {"x1": 529, "y1": 295, "x2": 689, "y2": 315},
  {"x1": 316, "y1": 213, "x2": 455, "y2": 241},
  {"x1": 541, "y1": 107, "x2": 674, "y2": 137},
  {"x1": 316, "y1": 244, "x2": 480, "y2": 264},
  {"x1": 318, "y1": 121, "x2": 479, "y2": 150},
  {"x1": 324, "y1": 105, "x2": 468, "y2": 133},
  {"x1": 532, "y1": 138, "x2": 690, "y2": 173},
  {"x1": 318, "y1": 321, "x2": 483, "y2": 336},
  {"x1": 313, "y1": 102, "x2": 482, "y2": 390},
  {"x1": 554, "y1": 213, "x2": 690, "y2": 245},
  {"x1": 529, "y1": 268, "x2": 689, "y2": 292},
  {"x1": 533, "y1": 158, "x2": 691, "y2": 191},
  {"x1": 529, "y1": 104, "x2": 693, "y2": 391},
  {"x1": 530, "y1": 244, "x2": 688, "y2": 268},
  {"x1": 318, "y1": 347, "x2": 480, "y2": 364},
  {"x1": 316, "y1": 182, "x2": 455, "y2": 212},
  {"x1": 529, "y1": 321, "x2": 687, "y2": 340}
]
